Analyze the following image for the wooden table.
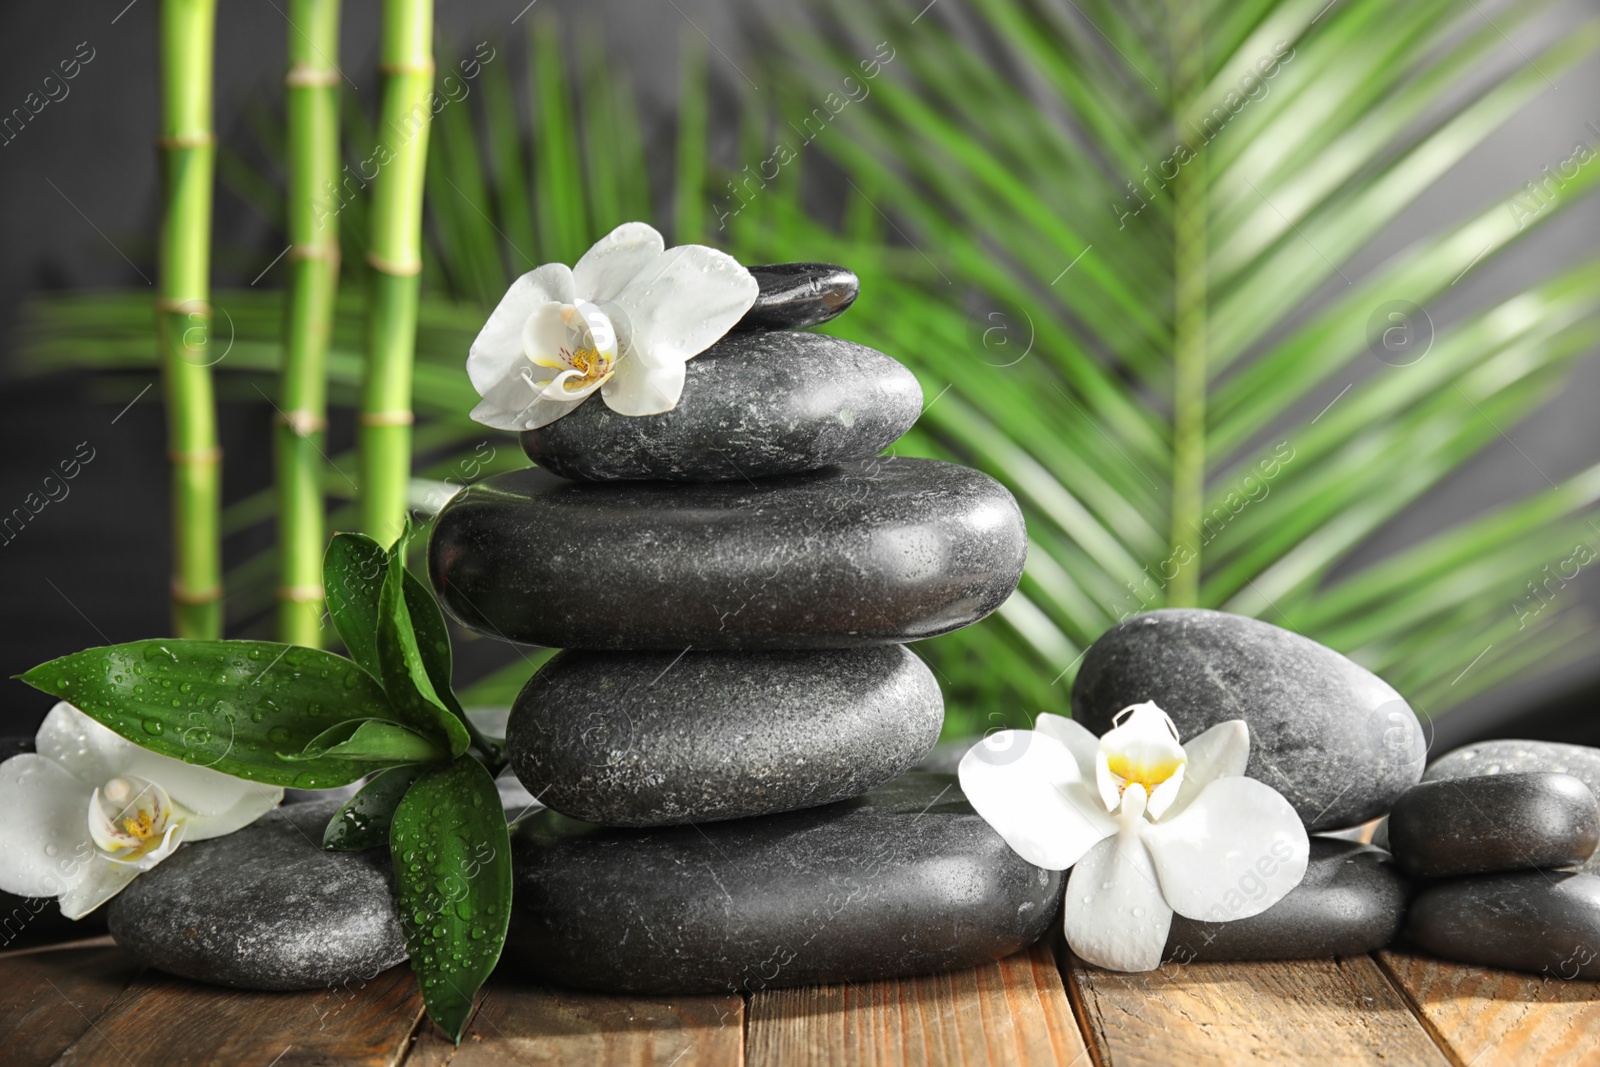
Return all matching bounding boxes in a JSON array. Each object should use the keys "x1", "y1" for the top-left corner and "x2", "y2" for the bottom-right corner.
[{"x1": 5, "y1": 934, "x2": 1598, "y2": 1066}]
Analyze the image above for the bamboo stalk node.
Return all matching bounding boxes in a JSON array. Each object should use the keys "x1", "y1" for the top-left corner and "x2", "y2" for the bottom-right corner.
[
  {"x1": 168, "y1": 446, "x2": 223, "y2": 465},
  {"x1": 366, "y1": 251, "x2": 423, "y2": 276},
  {"x1": 275, "y1": 584, "x2": 326, "y2": 603},
  {"x1": 379, "y1": 59, "x2": 435, "y2": 75},
  {"x1": 359, "y1": 410, "x2": 416, "y2": 427},
  {"x1": 288, "y1": 243, "x2": 337, "y2": 262},
  {"x1": 156, "y1": 297, "x2": 211, "y2": 316},
  {"x1": 285, "y1": 65, "x2": 340, "y2": 88},
  {"x1": 275, "y1": 409, "x2": 327, "y2": 435},
  {"x1": 170, "y1": 580, "x2": 223, "y2": 606},
  {"x1": 157, "y1": 132, "x2": 216, "y2": 149}
]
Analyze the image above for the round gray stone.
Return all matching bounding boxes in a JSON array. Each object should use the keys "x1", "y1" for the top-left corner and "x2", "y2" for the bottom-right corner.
[
  {"x1": 1387, "y1": 773, "x2": 1600, "y2": 879},
  {"x1": 519, "y1": 331, "x2": 920, "y2": 482},
  {"x1": 1423, "y1": 739, "x2": 1600, "y2": 874},
  {"x1": 735, "y1": 262, "x2": 859, "y2": 330},
  {"x1": 429, "y1": 457, "x2": 1027, "y2": 650},
  {"x1": 506, "y1": 773, "x2": 1062, "y2": 994},
  {"x1": 107, "y1": 799, "x2": 407, "y2": 990},
  {"x1": 1071, "y1": 609, "x2": 1425, "y2": 831},
  {"x1": 1405, "y1": 871, "x2": 1600, "y2": 978},
  {"x1": 1164, "y1": 839, "x2": 1408, "y2": 962},
  {"x1": 508, "y1": 646, "x2": 942, "y2": 826}
]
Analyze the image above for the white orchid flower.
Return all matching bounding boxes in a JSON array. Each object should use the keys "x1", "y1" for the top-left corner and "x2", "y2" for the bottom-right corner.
[
  {"x1": 467, "y1": 221, "x2": 758, "y2": 431},
  {"x1": 959, "y1": 702, "x2": 1309, "y2": 972},
  {"x1": 0, "y1": 702, "x2": 283, "y2": 918}
]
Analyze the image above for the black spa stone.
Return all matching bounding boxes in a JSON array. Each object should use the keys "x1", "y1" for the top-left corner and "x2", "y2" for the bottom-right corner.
[
  {"x1": 519, "y1": 330, "x2": 920, "y2": 482},
  {"x1": 1071, "y1": 609, "x2": 1425, "y2": 832},
  {"x1": 429, "y1": 457, "x2": 1027, "y2": 650},
  {"x1": 505, "y1": 773, "x2": 1062, "y2": 994},
  {"x1": 107, "y1": 800, "x2": 407, "y2": 991},
  {"x1": 1404, "y1": 871, "x2": 1600, "y2": 978},
  {"x1": 507, "y1": 646, "x2": 943, "y2": 826},
  {"x1": 1386, "y1": 773, "x2": 1600, "y2": 879},
  {"x1": 1164, "y1": 839, "x2": 1408, "y2": 962},
  {"x1": 734, "y1": 262, "x2": 859, "y2": 330},
  {"x1": 1423, "y1": 740, "x2": 1600, "y2": 874}
]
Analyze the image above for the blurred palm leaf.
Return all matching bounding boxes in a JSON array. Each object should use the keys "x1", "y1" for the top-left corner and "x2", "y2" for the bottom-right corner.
[{"x1": 19, "y1": 2, "x2": 1600, "y2": 731}]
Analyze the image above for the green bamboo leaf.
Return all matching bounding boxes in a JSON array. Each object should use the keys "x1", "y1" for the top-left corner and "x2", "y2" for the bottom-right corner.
[
  {"x1": 324, "y1": 764, "x2": 427, "y2": 850},
  {"x1": 324, "y1": 531, "x2": 389, "y2": 675},
  {"x1": 391, "y1": 755, "x2": 512, "y2": 1043},
  {"x1": 18, "y1": 641, "x2": 400, "y2": 789},
  {"x1": 287, "y1": 717, "x2": 446, "y2": 764},
  {"x1": 376, "y1": 535, "x2": 471, "y2": 756}
]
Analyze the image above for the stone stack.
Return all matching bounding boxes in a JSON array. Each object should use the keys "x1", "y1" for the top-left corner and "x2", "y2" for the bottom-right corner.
[{"x1": 428, "y1": 264, "x2": 1057, "y2": 994}]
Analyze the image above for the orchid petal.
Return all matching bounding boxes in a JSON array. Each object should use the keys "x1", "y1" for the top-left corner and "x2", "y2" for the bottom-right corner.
[
  {"x1": 0, "y1": 755, "x2": 93, "y2": 899},
  {"x1": 1033, "y1": 714, "x2": 1100, "y2": 778},
  {"x1": 58, "y1": 854, "x2": 148, "y2": 919},
  {"x1": 185, "y1": 783, "x2": 283, "y2": 841},
  {"x1": 1167, "y1": 720, "x2": 1250, "y2": 819},
  {"x1": 957, "y1": 731, "x2": 1116, "y2": 870},
  {"x1": 1063, "y1": 831, "x2": 1174, "y2": 972},
  {"x1": 602, "y1": 351, "x2": 688, "y2": 417},
  {"x1": 572, "y1": 221, "x2": 665, "y2": 303},
  {"x1": 608, "y1": 244, "x2": 758, "y2": 366},
  {"x1": 1143, "y1": 775, "x2": 1309, "y2": 922},
  {"x1": 467, "y1": 264, "x2": 576, "y2": 427}
]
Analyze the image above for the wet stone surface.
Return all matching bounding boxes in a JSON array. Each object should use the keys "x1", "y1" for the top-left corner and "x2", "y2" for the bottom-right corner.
[
  {"x1": 1387, "y1": 773, "x2": 1600, "y2": 879},
  {"x1": 1405, "y1": 870, "x2": 1600, "y2": 979},
  {"x1": 734, "y1": 262, "x2": 859, "y2": 331}
]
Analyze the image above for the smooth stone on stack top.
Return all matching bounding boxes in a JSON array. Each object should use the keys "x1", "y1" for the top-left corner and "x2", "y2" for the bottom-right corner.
[
  {"x1": 1404, "y1": 871, "x2": 1600, "y2": 978},
  {"x1": 1163, "y1": 840, "x2": 1408, "y2": 962},
  {"x1": 519, "y1": 330, "x2": 922, "y2": 482},
  {"x1": 430, "y1": 457, "x2": 1027, "y2": 651},
  {"x1": 734, "y1": 262, "x2": 859, "y2": 331},
  {"x1": 1422, "y1": 739, "x2": 1600, "y2": 874},
  {"x1": 506, "y1": 773, "x2": 1062, "y2": 994},
  {"x1": 1386, "y1": 773, "x2": 1600, "y2": 879},
  {"x1": 107, "y1": 799, "x2": 407, "y2": 990},
  {"x1": 507, "y1": 646, "x2": 943, "y2": 827},
  {"x1": 1071, "y1": 609, "x2": 1425, "y2": 832}
]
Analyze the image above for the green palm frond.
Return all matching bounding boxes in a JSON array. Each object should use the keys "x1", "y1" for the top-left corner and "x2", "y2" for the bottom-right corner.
[{"x1": 18, "y1": 0, "x2": 1600, "y2": 734}]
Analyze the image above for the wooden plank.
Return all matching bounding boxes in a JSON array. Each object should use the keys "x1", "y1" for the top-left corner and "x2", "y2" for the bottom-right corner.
[
  {"x1": 0, "y1": 939, "x2": 142, "y2": 1067},
  {"x1": 52, "y1": 963, "x2": 424, "y2": 1067},
  {"x1": 1063, "y1": 949, "x2": 1449, "y2": 1067},
  {"x1": 1379, "y1": 950, "x2": 1600, "y2": 1067},
  {"x1": 402, "y1": 981, "x2": 744, "y2": 1067},
  {"x1": 745, "y1": 943, "x2": 1089, "y2": 1067}
]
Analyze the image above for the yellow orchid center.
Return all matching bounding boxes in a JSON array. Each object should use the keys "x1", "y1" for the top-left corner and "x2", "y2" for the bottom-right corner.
[
  {"x1": 524, "y1": 301, "x2": 619, "y2": 397},
  {"x1": 1095, "y1": 702, "x2": 1187, "y2": 819},
  {"x1": 88, "y1": 776, "x2": 178, "y2": 863}
]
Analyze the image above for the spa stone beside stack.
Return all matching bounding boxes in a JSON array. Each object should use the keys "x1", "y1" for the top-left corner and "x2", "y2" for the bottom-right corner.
[{"x1": 430, "y1": 264, "x2": 1049, "y2": 993}]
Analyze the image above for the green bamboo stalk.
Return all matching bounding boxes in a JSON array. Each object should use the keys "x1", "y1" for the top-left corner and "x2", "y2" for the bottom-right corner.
[
  {"x1": 1166, "y1": 4, "x2": 1206, "y2": 607},
  {"x1": 360, "y1": 0, "x2": 434, "y2": 547},
  {"x1": 158, "y1": 0, "x2": 222, "y2": 638}
]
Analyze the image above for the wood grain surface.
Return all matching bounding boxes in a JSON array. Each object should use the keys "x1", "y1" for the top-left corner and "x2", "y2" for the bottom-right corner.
[{"x1": 0, "y1": 939, "x2": 141, "y2": 1067}]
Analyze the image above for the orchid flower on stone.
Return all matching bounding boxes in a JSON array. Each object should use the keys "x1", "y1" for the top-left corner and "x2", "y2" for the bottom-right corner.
[
  {"x1": 0, "y1": 702, "x2": 283, "y2": 918},
  {"x1": 467, "y1": 221, "x2": 758, "y2": 430},
  {"x1": 960, "y1": 702, "x2": 1309, "y2": 972}
]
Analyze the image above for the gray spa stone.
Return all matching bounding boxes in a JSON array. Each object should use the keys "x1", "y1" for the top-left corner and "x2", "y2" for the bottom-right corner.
[
  {"x1": 1164, "y1": 839, "x2": 1408, "y2": 962},
  {"x1": 735, "y1": 262, "x2": 859, "y2": 330},
  {"x1": 506, "y1": 773, "x2": 1062, "y2": 994},
  {"x1": 108, "y1": 800, "x2": 407, "y2": 990},
  {"x1": 429, "y1": 457, "x2": 1027, "y2": 650},
  {"x1": 1071, "y1": 609, "x2": 1425, "y2": 832},
  {"x1": 1387, "y1": 773, "x2": 1600, "y2": 879},
  {"x1": 1424, "y1": 740, "x2": 1600, "y2": 874},
  {"x1": 519, "y1": 330, "x2": 920, "y2": 482},
  {"x1": 1405, "y1": 871, "x2": 1600, "y2": 978},
  {"x1": 507, "y1": 646, "x2": 943, "y2": 826}
]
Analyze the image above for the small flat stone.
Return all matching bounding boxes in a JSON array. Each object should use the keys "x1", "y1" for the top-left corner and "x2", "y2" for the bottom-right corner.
[
  {"x1": 508, "y1": 646, "x2": 942, "y2": 826},
  {"x1": 1423, "y1": 739, "x2": 1600, "y2": 874},
  {"x1": 1405, "y1": 870, "x2": 1600, "y2": 978},
  {"x1": 108, "y1": 800, "x2": 406, "y2": 990},
  {"x1": 506, "y1": 773, "x2": 1061, "y2": 994},
  {"x1": 1164, "y1": 840, "x2": 1408, "y2": 962},
  {"x1": 735, "y1": 263, "x2": 859, "y2": 330},
  {"x1": 520, "y1": 330, "x2": 920, "y2": 482},
  {"x1": 1071, "y1": 609, "x2": 1425, "y2": 831},
  {"x1": 1387, "y1": 773, "x2": 1600, "y2": 879},
  {"x1": 430, "y1": 457, "x2": 1027, "y2": 650}
]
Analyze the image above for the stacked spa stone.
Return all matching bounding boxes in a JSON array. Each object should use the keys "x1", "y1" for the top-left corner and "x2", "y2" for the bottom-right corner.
[
  {"x1": 429, "y1": 264, "x2": 1054, "y2": 994},
  {"x1": 1390, "y1": 742, "x2": 1600, "y2": 977}
]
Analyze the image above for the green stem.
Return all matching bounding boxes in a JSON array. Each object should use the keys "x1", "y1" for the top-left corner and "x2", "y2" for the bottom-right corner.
[
  {"x1": 360, "y1": 0, "x2": 434, "y2": 546},
  {"x1": 1167, "y1": 5, "x2": 1206, "y2": 608},
  {"x1": 276, "y1": 0, "x2": 342, "y2": 647},
  {"x1": 159, "y1": 0, "x2": 222, "y2": 638}
]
